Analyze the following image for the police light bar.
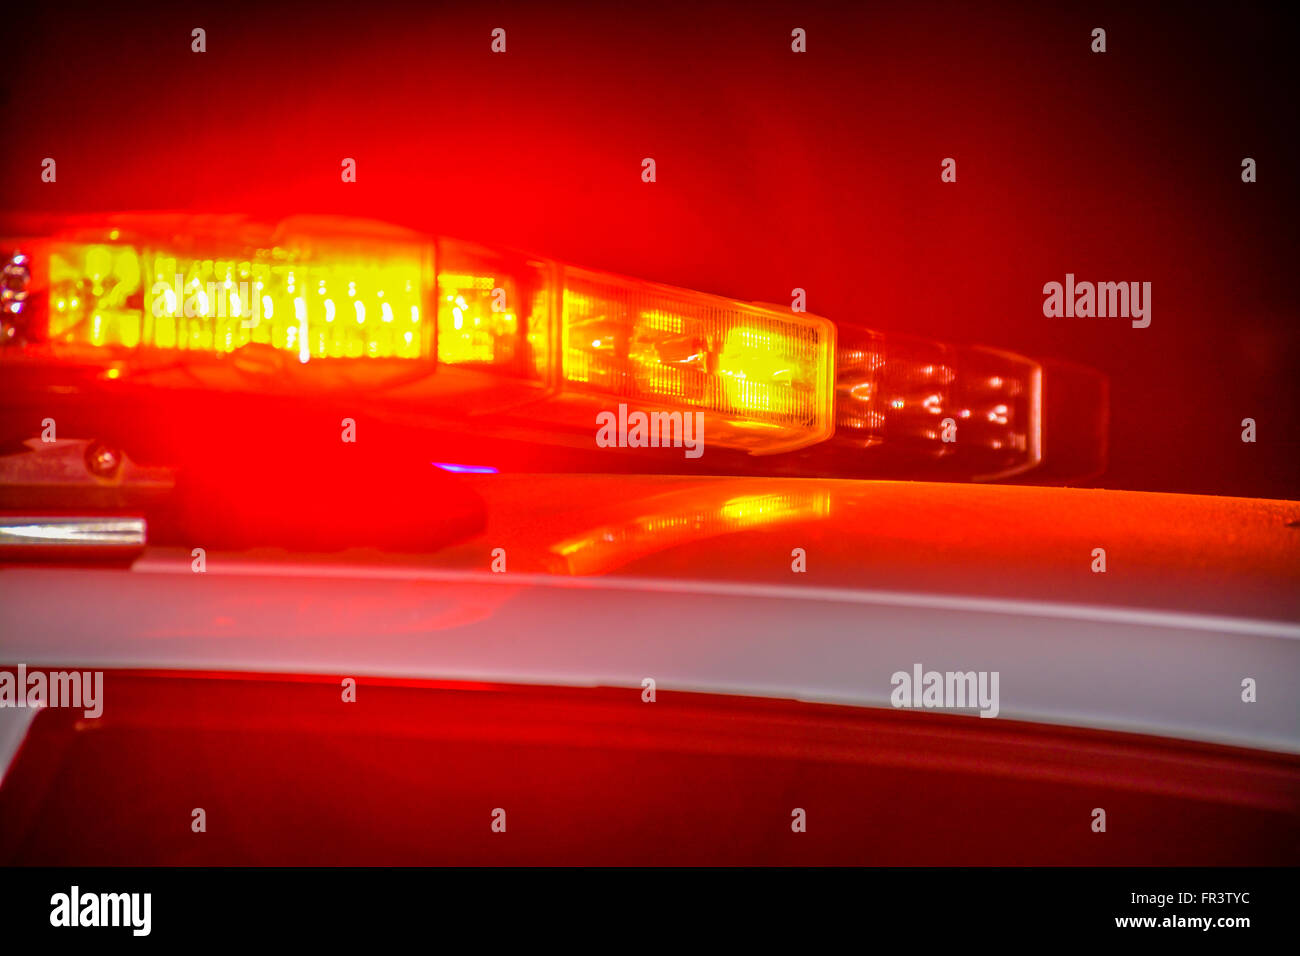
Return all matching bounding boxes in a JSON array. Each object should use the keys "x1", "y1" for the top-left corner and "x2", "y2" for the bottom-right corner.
[{"x1": 1, "y1": 213, "x2": 1059, "y2": 476}]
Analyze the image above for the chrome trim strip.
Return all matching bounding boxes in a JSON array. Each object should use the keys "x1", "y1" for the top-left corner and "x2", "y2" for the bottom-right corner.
[{"x1": 0, "y1": 517, "x2": 146, "y2": 547}]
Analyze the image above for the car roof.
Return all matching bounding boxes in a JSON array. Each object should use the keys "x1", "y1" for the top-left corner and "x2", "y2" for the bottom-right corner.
[
  {"x1": 427, "y1": 475, "x2": 1300, "y2": 624},
  {"x1": 3, "y1": 476, "x2": 1296, "y2": 755}
]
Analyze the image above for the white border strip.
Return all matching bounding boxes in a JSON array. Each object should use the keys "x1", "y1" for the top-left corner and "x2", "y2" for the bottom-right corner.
[{"x1": 132, "y1": 556, "x2": 1300, "y2": 639}]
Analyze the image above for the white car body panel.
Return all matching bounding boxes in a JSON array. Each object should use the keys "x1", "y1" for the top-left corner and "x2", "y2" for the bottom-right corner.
[{"x1": 1, "y1": 552, "x2": 1296, "y2": 755}]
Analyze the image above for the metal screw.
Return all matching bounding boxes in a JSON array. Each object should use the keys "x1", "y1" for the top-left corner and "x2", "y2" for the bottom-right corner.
[{"x1": 85, "y1": 441, "x2": 123, "y2": 479}]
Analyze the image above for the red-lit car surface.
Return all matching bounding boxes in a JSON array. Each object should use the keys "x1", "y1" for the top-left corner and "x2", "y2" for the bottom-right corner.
[
  {"x1": 1, "y1": 0, "x2": 1296, "y2": 880},
  {"x1": 2, "y1": 477, "x2": 1297, "y2": 864}
]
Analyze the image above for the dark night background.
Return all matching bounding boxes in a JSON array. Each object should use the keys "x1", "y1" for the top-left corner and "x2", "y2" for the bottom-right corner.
[{"x1": 4, "y1": 0, "x2": 1296, "y2": 498}]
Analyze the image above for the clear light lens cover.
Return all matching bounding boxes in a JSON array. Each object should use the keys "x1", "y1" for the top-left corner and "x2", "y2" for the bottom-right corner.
[{"x1": 834, "y1": 329, "x2": 1042, "y2": 478}]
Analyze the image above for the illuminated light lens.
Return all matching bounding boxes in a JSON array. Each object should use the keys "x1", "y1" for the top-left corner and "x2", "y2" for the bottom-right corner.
[
  {"x1": 43, "y1": 239, "x2": 427, "y2": 360},
  {"x1": 437, "y1": 279, "x2": 516, "y2": 365},
  {"x1": 716, "y1": 325, "x2": 803, "y2": 415},
  {"x1": 560, "y1": 268, "x2": 834, "y2": 453},
  {"x1": 434, "y1": 239, "x2": 551, "y2": 378},
  {"x1": 47, "y1": 244, "x2": 143, "y2": 348}
]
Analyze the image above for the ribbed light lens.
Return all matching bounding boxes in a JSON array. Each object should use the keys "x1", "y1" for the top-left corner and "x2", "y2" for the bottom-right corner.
[
  {"x1": 45, "y1": 239, "x2": 427, "y2": 362},
  {"x1": 559, "y1": 268, "x2": 835, "y2": 453}
]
